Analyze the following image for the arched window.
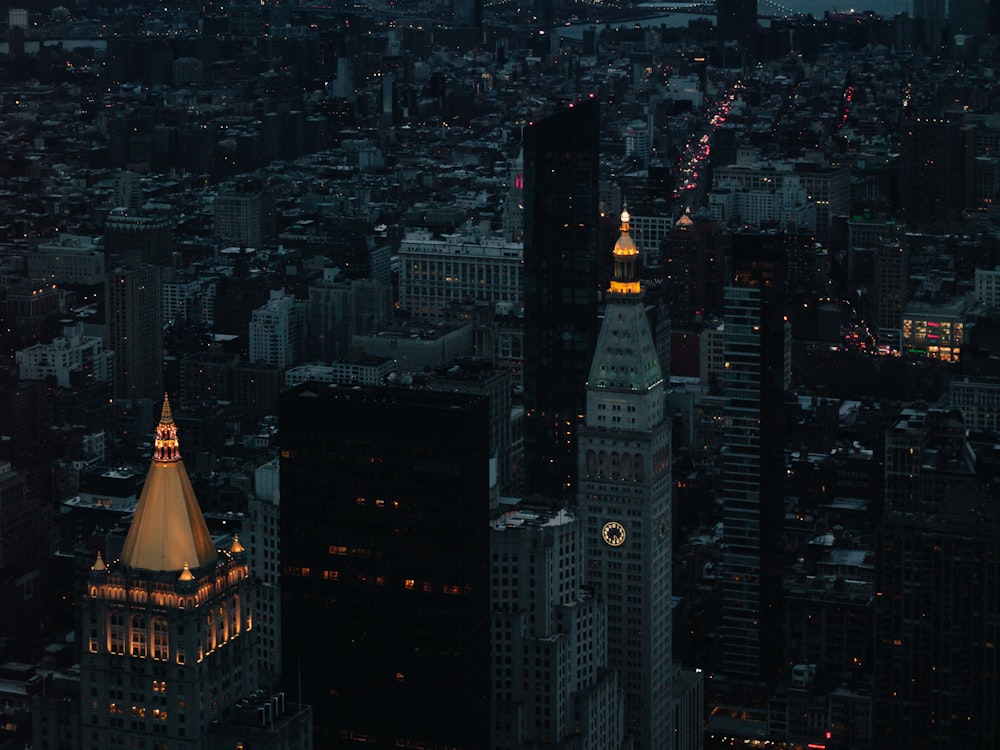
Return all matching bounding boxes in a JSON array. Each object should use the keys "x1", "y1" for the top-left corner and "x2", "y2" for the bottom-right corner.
[
  {"x1": 130, "y1": 615, "x2": 148, "y2": 658},
  {"x1": 108, "y1": 613, "x2": 125, "y2": 655},
  {"x1": 218, "y1": 604, "x2": 228, "y2": 644},
  {"x1": 586, "y1": 450, "x2": 597, "y2": 477},
  {"x1": 206, "y1": 612, "x2": 216, "y2": 652},
  {"x1": 622, "y1": 453, "x2": 632, "y2": 480},
  {"x1": 152, "y1": 618, "x2": 169, "y2": 661},
  {"x1": 232, "y1": 594, "x2": 241, "y2": 636},
  {"x1": 633, "y1": 454, "x2": 645, "y2": 481}
]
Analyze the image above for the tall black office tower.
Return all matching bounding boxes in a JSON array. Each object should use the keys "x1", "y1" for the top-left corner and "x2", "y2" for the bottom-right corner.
[
  {"x1": 720, "y1": 231, "x2": 788, "y2": 681},
  {"x1": 717, "y1": 0, "x2": 758, "y2": 64},
  {"x1": 279, "y1": 384, "x2": 491, "y2": 749},
  {"x1": 522, "y1": 97, "x2": 601, "y2": 501}
]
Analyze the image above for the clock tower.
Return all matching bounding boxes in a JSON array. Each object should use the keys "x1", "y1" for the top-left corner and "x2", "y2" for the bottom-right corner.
[{"x1": 578, "y1": 208, "x2": 675, "y2": 749}]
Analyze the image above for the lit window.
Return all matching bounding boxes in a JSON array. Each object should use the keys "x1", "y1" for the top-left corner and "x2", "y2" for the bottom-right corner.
[
  {"x1": 152, "y1": 618, "x2": 169, "y2": 661},
  {"x1": 130, "y1": 615, "x2": 147, "y2": 658}
]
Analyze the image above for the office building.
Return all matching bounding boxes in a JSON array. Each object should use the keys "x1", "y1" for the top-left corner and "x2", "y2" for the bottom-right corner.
[
  {"x1": 846, "y1": 216, "x2": 904, "y2": 288},
  {"x1": 284, "y1": 359, "x2": 396, "y2": 389},
  {"x1": 716, "y1": 0, "x2": 757, "y2": 61},
  {"x1": 950, "y1": 377, "x2": 1000, "y2": 433},
  {"x1": 975, "y1": 266, "x2": 1000, "y2": 308},
  {"x1": 8, "y1": 8, "x2": 28, "y2": 28},
  {"x1": 577, "y1": 209, "x2": 676, "y2": 748},
  {"x1": 914, "y1": 0, "x2": 947, "y2": 48},
  {"x1": 720, "y1": 231, "x2": 787, "y2": 681},
  {"x1": 307, "y1": 272, "x2": 394, "y2": 362},
  {"x1": 79, "y1": 398, "x2": 311, "y2": 750},
  {"x1": 522, "y1": 97, "x2": 601, "y2": 501},
  {"x1": 426, "y1": 357, "x2": 514, "y2": 503},
  {"x1": 901, "y1": 297, "x2": 968, "y2": 362},
  {"x1": 398, "y1": 231, "x2": 522, "y2": 322},
  {"x1": 875, "y1": 407, "x2": 999, "y2": 749},
  {"x1": 28, "y1": 235, "x2": 105, "y2": 286},
  {"x1": 0, "y1": 461, "x2": 50, "y2": 640},
  {"x1": 107, "y1": 264, "x2": 163, "y2": 402},
  {"x1": 660, "y1": 212, "x2": 729, "y2": 328},
  {"x1": 491, "y1": 502, "x2": 626, "y2": 749},
  {"x1": 898, "y1": 118, "x2": 975, "y2": 226},
  {"x1": 712, "y1": 161, "x2": 850, "y2": 243},
  {"x1": 279, "y1": 384, "x2": 491, "y2": 748}
]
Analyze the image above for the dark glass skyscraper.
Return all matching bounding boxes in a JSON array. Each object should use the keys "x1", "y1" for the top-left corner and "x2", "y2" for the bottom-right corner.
[
  {"x1": 716, "y1": 0, "x2": 758, "y2": 62},
  {"x1": 279, "y1": 384, "x2": 491, "y2": 749},
  {"x1": 522, "y1": 97, "x2": 601, "y2": 501},
  {"x1": 875, "y1": 408, "x2": 999, "y2": 749},
  {"x1": 720, "y1": 232, "x2": 787, "y2": 681}
]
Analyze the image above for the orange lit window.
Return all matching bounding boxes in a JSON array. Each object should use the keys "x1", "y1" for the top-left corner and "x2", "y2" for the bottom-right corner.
[{"x1": 404, "y1": 579, "x2": 415, "y2": 590}]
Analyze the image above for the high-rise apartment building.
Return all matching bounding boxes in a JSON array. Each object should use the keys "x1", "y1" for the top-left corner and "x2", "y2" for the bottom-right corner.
[
  {"x1": 17, "y1": 323, "x2": 114, "y2": 388},
  {"x1": 78, "y1": 398, "x2": 312, "y2": 750},
  {"x1": 214, "y1": 182, "x2": 276, "y2": 249},
  {"x1": 846, "y1": 216, "x2": 904, "y2": 288},
  {"x1": 578, "y1": 210, "x2": 676, "y2": 748},
  {"x1": 491, "y1": 502, "x2": 626, "y2": 749},
  {"x1": 720, "y1": 231, "x2": 788, "y2": 681},
  {"x1": 249, "y1": 289, "x2": 309, "y2": 370},
  {"x1": 279, "y1": 384, "x2": 491, "y2": 748},
  {"x1": 248, "y1": 457, "x2": 282, "y2": 685},
  {"x1": 522, "y1": 97, "x2": 601, "y2": 501},
  {"x1": 712, "y1": 161, "x2": 850, "y2": 243},
  {"x1": 107, "y1": 264, "x2": 163, "y2": 402},
  {"x1": 113, "y1": 170, "x2": 143, "y2": 212},
  {"x1": 104, "y1": 210, "x2": 174, "y2": 268},
  {"x1": 872, "y1": 240, "x2": 908, "y2": 349}
]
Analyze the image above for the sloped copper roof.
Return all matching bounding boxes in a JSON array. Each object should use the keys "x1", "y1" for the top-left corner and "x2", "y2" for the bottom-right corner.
[{"x1": 120, "y1": 396, "x2": 218, "y2": 572}]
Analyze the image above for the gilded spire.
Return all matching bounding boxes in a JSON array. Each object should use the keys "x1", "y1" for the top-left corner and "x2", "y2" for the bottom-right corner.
[
  {"x1": 610, "y1": 204, "x2": 640, "y2": 296},
  {"x1": 154, "y1": 394, "x2": 180, "y2": 462},
  {"x1": 121, "y1": 396, "x2": 218, "y2": 573},
  {"x1": 230, "y1": 534, "x2": 245, "y2": 554},
  {"x1": 91, "y1": 550, "x2": 107, "y2": 572}
]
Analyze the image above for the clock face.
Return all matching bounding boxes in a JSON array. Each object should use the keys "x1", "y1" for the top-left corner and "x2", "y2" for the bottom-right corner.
[{"x1": 602, "y1": 520, "x2": 627, "y2": 547}]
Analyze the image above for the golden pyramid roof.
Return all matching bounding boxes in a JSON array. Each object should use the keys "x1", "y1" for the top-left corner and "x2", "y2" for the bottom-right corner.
[{"x1": 121, "y1": 396, "x2": 218, "y2": 573}]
